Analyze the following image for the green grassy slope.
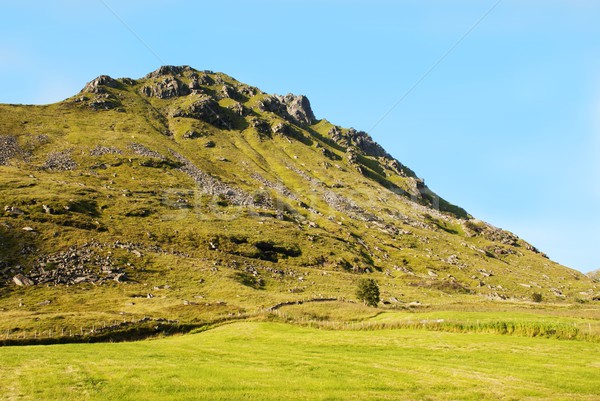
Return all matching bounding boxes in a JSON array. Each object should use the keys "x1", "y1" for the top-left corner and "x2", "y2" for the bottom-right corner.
[
  {"x1": 1, "y1": 320, "x2": 599, "y2": 401},
  {"x1": 0, "y1": 66, "x2": 597, "y2": 339}
]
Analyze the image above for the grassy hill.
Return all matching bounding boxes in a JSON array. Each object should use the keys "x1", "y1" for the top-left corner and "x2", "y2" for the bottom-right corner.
[{"x1": 0, "y1": 65, "x2": 598, "y2": 342}]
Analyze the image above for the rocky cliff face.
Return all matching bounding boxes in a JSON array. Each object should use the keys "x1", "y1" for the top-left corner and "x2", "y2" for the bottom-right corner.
[{"x1": 273, "y1": 94, "x2": 316, "y2": 126}]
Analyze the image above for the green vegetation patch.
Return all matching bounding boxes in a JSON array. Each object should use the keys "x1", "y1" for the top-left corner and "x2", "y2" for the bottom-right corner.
[{"x1": 0, "y1": 322, "x2": 599, "y2": 401}]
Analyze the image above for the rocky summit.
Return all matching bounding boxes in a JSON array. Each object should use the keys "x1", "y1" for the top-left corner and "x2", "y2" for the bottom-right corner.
[{"x1": 0, "y1": 65, "x2": 597, "y2": 338}]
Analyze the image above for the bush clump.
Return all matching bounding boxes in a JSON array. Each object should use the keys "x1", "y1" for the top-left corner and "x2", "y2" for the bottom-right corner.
[{"x1": 356, "y1": 278, "x2": 380, "y2": 307}]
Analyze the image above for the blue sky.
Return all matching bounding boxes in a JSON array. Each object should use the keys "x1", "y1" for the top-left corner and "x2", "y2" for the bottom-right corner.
[{"x1": 1, "y1": 0, "x2": 598, "y2": 273}]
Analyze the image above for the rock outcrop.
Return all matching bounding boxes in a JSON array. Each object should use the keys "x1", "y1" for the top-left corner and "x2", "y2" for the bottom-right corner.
[
  {"x1": 77, "y1": 75, "x2": 123, "y2": 110},
  {"x1": 275, "y1": 94, "x2": 316, "y2": 125},
  {"x1": 329, "y1": 126, "x2": 390, "y2": 158},
  {"x1": 0, "y1": 136, "x2": 20, "y2": 165},
  {"x1": 82, "y1": 75, "x2": 120, "y2": 94},
  {"x1": 12, "y1": 274, "x2": 34, "y2": 286},
  {"x1": 141, "y1": 76, "x2": 191, "y2": 99},
  {"x1": 90, "y1": 145, "x2": 123, "y2": 156},
  {"x1": 249, "y1": 117, "x2": 272, "y2": 137},
  {"x1": 170, "y1": 96, "x2": 232, "y2": 128},
  {"x1": 169, "y1": 150, "x2": 262, "y2": 207},
  {"x1": 4, "y1": 242, "x2": 127, "y2": 286},
  {"x1": 144, "y1": 65, "x2": 194, "y2": 79},
  {"x1": 43, "y1": 150, "x2": 77, "y2": 171},
  {"x1": 258, "y1": 94, "x2": 316, "y2": 126}
]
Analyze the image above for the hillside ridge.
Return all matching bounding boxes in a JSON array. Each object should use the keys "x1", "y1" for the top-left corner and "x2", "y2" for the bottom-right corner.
[{"x1": 0, "y1": 65, "x2": 597, "y2": 339}]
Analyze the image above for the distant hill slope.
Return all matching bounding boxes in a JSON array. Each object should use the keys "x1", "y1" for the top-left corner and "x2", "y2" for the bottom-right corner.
[{"x1": 0, "y1": 66, "x2": 597, "y2": 336}]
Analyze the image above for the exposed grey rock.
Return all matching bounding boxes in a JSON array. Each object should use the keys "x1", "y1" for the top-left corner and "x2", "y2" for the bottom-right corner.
[
  {"x1": 258, "y1": 94, "x2": 316, "y2": 126},
  {"x1": 271, "y1": 122, "x2": 289, "y2": 135},
  {"x1": 144, "y1": 65, "x2": 194, "y2": 79},
  {"x1": 182, "y1": 130, "x2": 206, "y2": 139},
  {"x1": 24, "y1": 241, "x2": 127, "y2": 286},
  {"x1": 257, "y1": 96, "x2": 284, "y2": 114},
  {"x1": 237, "y1": 85, "x2": 259, "y2": 97},
  {"x1": 0, "y1": 240, "x2": 189, "y2": 286},
  {"x1": 90, "y1": 145, "x2": 123, "y2": 156},
  {"x1": 43, "y1": 150, "x2": 76, "y2": 171},
  {"x1": 471, "y1": 223, "x2": 520, "y2": 247},
  {"x1": 480, "y1": 269, "x2": 494, "y2": 278},
  {"x1": 128, "y1": 143, "x2": 165, "y2": 159},
  {"x1": 77, "y1": 84, "x2": 122, "y2": 110},
  {"x1": 189, "y1": 72, "x2": 214, "y2": 86},
  {"x1": 4, "y1": 206, "x2": 24, "y2": 216},
  {"x1": 252, "y1": 173, "x2": 299, "y2": 201},
  {"x1": 524, "y1": 243, "x2": 546, "y2": 258},
  {"x1": 89, "y1": 94, "x2": 120, "y2": 110},
  {"x1": 227, "y1": 101, "x2": 247, "y2": 116},
  {"x1": 328, "y1": 126, "x2": 343, "y2": 141},
  {"x1": 169, "y1": 150, "x2": 259, "y2": 207},
  {"x1": 82, "y1": 75, "x2": 120, "y2": 94},
  {"x1": 249, "y1": 117, "x2": 271, "y2": 137},
  {"x1": 114, "y1": 273, "x2": 127, "y2": 282},
  {"x1": 329, "y1": 127, "x2": 390, "y2": 158},
  {"x1": 346, "y1": 146, "x2": 365, "y2": 175},
  {"x1": 141, "y1": 76, "x2": 190, "y2": 99},
  {"x1": 219, "y1": 84, "x2": 236, "y2": 99},
  {"x1": 189, "y1": 78, "x2": 201, "y2": 90},
  {"x1": 346, "y1": 147, "x2": 358, "y2": 164},
  {"x1": 0, "y1": 136, "x2": 21, "y2": 165},
  {"x1": 321, "y1": 189, "x2": 374, "y2": 221},
  {"x1": 388, "y1": 158, "x2": 414, "y2": 178},
  {"x1": 25, "y1": 134, "x2": 49, "y2": 147},
  {"x1": 487, "y1": 245, "x2": 517, "y2": 256},
  {"x1": 275, "y1": 94, "x2": 316, "y2": 125},
  {"x1": 121, "y1": 78, "x2": 136, "y2": 86},
  {"x1": 13, "y1": 274, "x2": 34, "y2": 286},
  {"x1": 171, "y1": 96, "x2": 232, "y2": 129}
]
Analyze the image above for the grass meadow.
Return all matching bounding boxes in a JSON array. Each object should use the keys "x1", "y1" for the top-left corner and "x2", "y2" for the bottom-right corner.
[{"x1": 1, "y1": 319, "x2": 599, "y2": 401}]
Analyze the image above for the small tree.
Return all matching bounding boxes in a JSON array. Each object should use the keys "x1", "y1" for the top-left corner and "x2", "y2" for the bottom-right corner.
[{"x1": 356, "y1": 278, "x2": 380, "y2": 307}]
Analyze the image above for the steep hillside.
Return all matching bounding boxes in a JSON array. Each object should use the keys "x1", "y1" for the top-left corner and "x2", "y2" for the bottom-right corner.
[{"x1": 0, "y1": 66, "x2": 596, "y2": 338}]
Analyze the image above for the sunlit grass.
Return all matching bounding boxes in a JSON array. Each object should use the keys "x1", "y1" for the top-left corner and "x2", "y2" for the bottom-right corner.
[{"x1": 1, "y1": 321, "x2": 599, "y2": 401}]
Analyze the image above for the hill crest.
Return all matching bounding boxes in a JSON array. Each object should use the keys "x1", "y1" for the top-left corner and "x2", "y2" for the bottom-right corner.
[{"x1": 0, "y1": 65, "x2": 597, "y2": 338}]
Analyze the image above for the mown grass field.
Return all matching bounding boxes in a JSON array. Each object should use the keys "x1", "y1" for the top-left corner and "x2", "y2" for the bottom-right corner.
[{"x1": 1, "y1": 318, "x2": 599, "y2": 401}]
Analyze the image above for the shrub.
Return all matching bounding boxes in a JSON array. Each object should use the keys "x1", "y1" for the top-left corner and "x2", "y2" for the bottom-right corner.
[
  {"x1": 233, "y1": 271, "x2": 264, "y2": 289},
  {"x1": 356, "y1": 278, "x2": 380, "y2": 307},
  {"x1": 531, "y1": 292, "x2": 543, "y2": 303}
]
